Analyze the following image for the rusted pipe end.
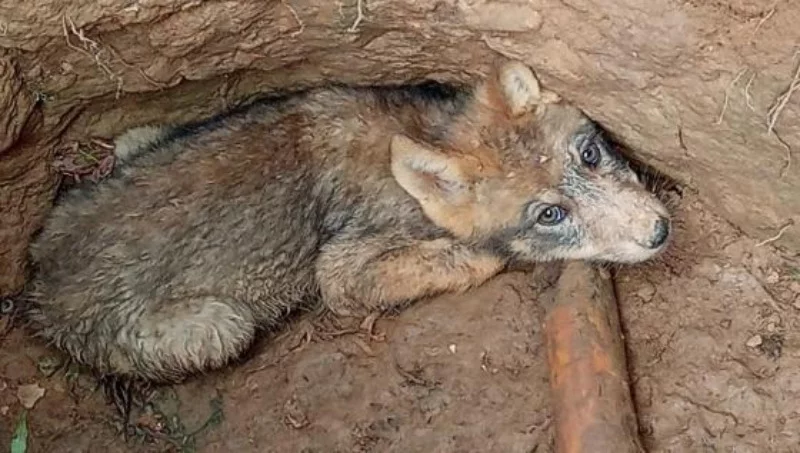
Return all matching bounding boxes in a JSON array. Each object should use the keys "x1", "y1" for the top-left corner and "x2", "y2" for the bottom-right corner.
[{"x1": 544, "y1": 261, "x2": 645, "y2": 453}]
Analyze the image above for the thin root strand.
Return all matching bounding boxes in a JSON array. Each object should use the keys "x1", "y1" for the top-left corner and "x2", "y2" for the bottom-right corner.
[
  {"x1": 716, "y1": 68, "x2": 748, "y2": 125},
  {"x1": 752, "y1": 3, "x2": 778, "y2": 38},
  {"x1": 62, "y1": 15, "x2": 125, "y2": 99},
  {"x1": 281, "y1": 0, "x2": 305, "y2": 37},
  {"x1": 766, "y1": 51, "x2": 800, "y2": 135},
  {"x1": 755, "y1": 221, "x2": 794, "y2": 247},
  {"x1": 347, "y1": 0, "x2": 365, "y2": 33}
]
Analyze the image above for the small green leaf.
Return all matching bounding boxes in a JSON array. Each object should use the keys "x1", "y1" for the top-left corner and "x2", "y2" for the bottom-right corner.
[{"x1": 10, "y1": 410, "x2": 29, "y2": 453}]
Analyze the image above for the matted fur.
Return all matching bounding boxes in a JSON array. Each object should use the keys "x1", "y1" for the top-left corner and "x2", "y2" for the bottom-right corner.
[{"x1": 22, "y1": 60, "x2": 670, "y2": 382}]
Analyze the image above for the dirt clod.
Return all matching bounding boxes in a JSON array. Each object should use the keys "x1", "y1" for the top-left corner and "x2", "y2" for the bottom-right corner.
[
  {"x1": 766, "y1": 271, "x2": 781, "y2": 284},
  {"x1": 16, "y1": 384, "x2": 45, "y2": 410},
  {"x1": 635, "y1": 282, "x2": 657, "y2": 303},
  {"x1": 759, "y1": 334, "x2": 784, "y2": 360},
  {"x1": 746, "y1": 334, "x2": 764, "y2": 348},
  {"x1": 284, "y1": 395, "x2": 310, "y2": 429}
]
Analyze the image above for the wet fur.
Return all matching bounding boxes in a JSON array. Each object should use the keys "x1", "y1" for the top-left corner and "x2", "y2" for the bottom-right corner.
[{"x1": 21, "y1": 61, "x2": 670, "y2": 384}]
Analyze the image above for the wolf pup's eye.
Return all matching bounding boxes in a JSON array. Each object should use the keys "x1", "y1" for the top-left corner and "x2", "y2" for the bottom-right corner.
[
  {"x1": 580, "y1": 142, "x2": 602, "y2": 168},
  {"x1": 537, "y1": 205, "x2": 567, "y2": 225}
]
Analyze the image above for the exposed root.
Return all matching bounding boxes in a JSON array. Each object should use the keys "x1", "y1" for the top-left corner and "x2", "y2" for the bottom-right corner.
[
  {"x1": 716, "y1": 68, "x2": 748, "y2": 125},
  {"x1": 772, "y1": 129, "x2": 794, "y2": 178},
  {"x1": 124, "y1": 394, "x2": 223, "y2": 448},
  {"x1": 755, "y1": 221, "x2": 794, "y2": 247},
  {"x1": 105, "y1": 45, "x2": 169, "y2": 90},
  {"x1": 62, "y1": 15, "x2": 125, "y2": 99},
  {"x1": 744, "y1": 72, "x2": 757, "y2": 112},
  {"x1": 751, "y1": 2, "x2": 777, "y2": 38},
  {"x1": 245, "y1": 322, "x2": 315, "y2": 375},
  {"x1": 351, "y1": 337, "x2": 376, "y2": 356},
  {"x1": 666, "y1": 391, "x2": 740, "y2": 426},
  {"x1": 394, "y1": 361, "x2": 436, "y2": 387},
  {"x1": 763, "y1": 52, "x2": 800, "y2": 178},
  {"x1": 766, "y1": 51, "x2": 800, "y2": 135},
  {"x1": 713, "y1": 55, "x2": 797, "y2": 179},
  {"x1": 359, "y1": 312, "x2": 385, "y2": 341},
  {"x1": 281, "y1": 0, "x2": 305, "y2": 37},
  {"x1": 288, "y1": 322, "x2": 314, "y2": 354},
  {"x1": 645, "y1": 330, "x2": 678, "y2": 368},
  {"x1": 347, "y1": 0, "x2": 365, "y2": 33},
  {"x1": 217, "y1": 76, "x2": 233, "y2": 111},
  {"x1": 283, "y1": 395, "x2": 309, "y2": 429},
  {"x1": 481, "y1": 34, "x2": 525, "y2": 60}
]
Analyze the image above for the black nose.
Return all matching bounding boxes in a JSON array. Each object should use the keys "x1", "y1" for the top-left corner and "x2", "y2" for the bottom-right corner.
[{"x1": 648, "y1": 216, "x2": 670, "y2": 249}]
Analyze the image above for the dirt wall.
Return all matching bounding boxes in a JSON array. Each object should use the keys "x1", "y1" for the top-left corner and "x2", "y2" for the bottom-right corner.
[{"x1": 1, "y1": 0, "x2": 799, "y2": 295}]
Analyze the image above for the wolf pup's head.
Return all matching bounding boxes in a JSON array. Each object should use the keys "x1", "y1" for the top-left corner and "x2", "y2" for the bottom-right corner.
[{"x1": 390, "y1": 60, "x2": 671, "y2": 264}]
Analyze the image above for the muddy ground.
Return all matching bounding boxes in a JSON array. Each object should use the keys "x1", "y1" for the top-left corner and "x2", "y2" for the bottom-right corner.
[{"x1": 1, "y1": 188, "x2": 798, "y2": 452}]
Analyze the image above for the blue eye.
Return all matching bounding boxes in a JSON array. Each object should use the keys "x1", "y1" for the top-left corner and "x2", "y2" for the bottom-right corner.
[
  {"x1": 580, "y1": 142, "x2": 602, "y2": 167},
  {"x1": 537, "y1": 205, "x2": 567, "y2": 225}
]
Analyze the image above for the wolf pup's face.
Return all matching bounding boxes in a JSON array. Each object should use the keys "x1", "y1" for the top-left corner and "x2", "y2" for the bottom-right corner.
[{"x1": 390, "y1": 61, "x2": 671, "y2": 264}]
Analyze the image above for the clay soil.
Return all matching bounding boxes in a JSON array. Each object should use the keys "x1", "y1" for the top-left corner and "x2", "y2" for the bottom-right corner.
[{"x1": 1, "y1": 187, "x2": 799, "y2": 452}]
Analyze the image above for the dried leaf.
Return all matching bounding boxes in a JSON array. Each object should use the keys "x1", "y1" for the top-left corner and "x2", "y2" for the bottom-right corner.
[{"x1": 52, "y1": 140, "x2": 117, "y2": 184}]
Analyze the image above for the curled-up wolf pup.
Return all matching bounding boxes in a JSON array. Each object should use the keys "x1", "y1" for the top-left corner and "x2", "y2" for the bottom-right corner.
[{"x1": 22, "y1": 60, "x2": 670, "y2": 395}]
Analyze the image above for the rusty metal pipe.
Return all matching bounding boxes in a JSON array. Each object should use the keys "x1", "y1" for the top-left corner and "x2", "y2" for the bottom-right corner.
[{"x1": 544, "y1": 261, "x2": 645, "y2": 453}]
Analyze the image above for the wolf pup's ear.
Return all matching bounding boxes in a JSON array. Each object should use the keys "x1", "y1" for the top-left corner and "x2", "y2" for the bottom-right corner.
[
  {"x1": 481, "y1": 61, "x2": 561, "y2": 117},
  {"x1": 498, "y1": 61, "x2": 543, "y2": 116},
  {"x1": 390, "y1": 135, "x2": 470, "y2": 205}
]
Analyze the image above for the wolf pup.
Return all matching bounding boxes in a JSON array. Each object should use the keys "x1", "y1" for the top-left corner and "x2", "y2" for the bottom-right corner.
[{"x1": 21, "y1": 60, "x2": 670, "y2": 384}]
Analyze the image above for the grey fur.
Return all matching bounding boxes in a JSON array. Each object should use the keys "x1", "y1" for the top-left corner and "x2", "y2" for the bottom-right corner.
[{"x1": 22, "y1": 62, "x2": 670, "y2": 383}]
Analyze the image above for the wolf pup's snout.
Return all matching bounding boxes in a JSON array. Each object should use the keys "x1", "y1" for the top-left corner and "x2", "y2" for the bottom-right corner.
[{"x1": 648, "y1": 216, "x2": 671, "y2": 249}]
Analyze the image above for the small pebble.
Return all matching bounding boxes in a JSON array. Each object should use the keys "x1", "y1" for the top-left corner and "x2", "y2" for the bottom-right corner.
[
  {"x1": 17, "y1": 383, "x2": 46, "y2": 409},
  {"x1": 766, "y1": 314, "x2": 782, "y2": 327},
  {"x1": 448, "y1": 344, "x2": 457, "y2": 354},
  {"x1": 636, "y1": 282, "x2": 656, "y2": 303},
  {"x1": 766, "y1": 271, "x2": 780, "y2": 284},
  {"x1": 746, "y1": 334, "x2": 763, "y2": 348}
]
